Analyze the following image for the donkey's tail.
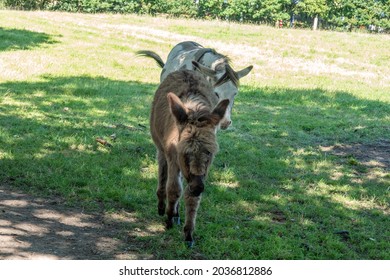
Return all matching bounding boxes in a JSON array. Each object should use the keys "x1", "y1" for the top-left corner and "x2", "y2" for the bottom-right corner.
[{"x1": 135, "y1": 50, "x2": 165, "y2": 68}]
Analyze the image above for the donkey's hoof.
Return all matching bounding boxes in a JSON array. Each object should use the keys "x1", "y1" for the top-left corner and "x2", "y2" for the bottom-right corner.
[
  {"x1": 158, "y1": 208, "x2": 165, "y2": 216},
  {"x1": 173, "y1": 216, "x2": 181, "y2": 225},
  {"x1": 158, "y1": 202, "x2": 165, "y2": 216},
  {"x1": 166, "y1": 220, "x2": 173, "y2": 229},
  {"x1": 185, "y1": 240, "x2": 194, "y2": 248}
]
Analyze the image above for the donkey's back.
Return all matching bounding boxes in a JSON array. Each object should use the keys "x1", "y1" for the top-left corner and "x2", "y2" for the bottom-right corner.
[
  {"x1": 161, "y1": 41, "x2": 204, "y2": 81},
  {"x1": 150, "y1": 69, "x2": 218, "y2": 144}
]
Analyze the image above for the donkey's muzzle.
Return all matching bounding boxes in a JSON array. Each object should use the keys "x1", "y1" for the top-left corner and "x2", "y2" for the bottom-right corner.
[
  {"x1": 188, "y1": 175, "x2": 205, "y2": 196},
  {"x1": 220, "y1": 120, "x2": 232, "y2": 130}
]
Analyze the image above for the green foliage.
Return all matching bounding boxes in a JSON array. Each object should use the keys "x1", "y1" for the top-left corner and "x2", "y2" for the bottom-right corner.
[
  {"x1": 45, "y1": 0, "x2": 146, "y2": 14},
  {"x1": 4, "y1": 0, "x2": 45, "y2": 10},
  {"x1": 162, "y1": 0, "x2": 198, "y2": 18},
  {"x1": 296, "y1": 0, "x2": 329, "y2": 17},
  {"x1": 221, "y1": 0, "x2": 292, "y2": 23},
  {"x1": 326, "y1": 0, "x2": 390, "y2": 31},
  {"x1": 2, "y1": 0, "x2": 389, "y2": 31}
]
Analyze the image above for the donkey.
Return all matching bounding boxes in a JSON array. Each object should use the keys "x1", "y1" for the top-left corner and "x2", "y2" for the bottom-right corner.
[
  {"x1": 138, "y1": 41, "x2": 252, "y2": 130},
  {"x1": 150, "y1": 68, "x2": 229, "y2": 247}
]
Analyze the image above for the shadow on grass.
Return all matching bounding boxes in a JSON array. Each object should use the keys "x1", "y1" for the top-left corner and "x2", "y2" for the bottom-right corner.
[
  {"x1": 0, "y1": 27, "x2": 58, "y2": 51},
  {"x1": 0, "y1": 76, "x2": 389, "y2": 259},
  {"x1": 0, "y1": 75, "x2": 161, "y2": 259},
  {"x1": 201, "y1": 86, "x2": 389, "y2": 259}
]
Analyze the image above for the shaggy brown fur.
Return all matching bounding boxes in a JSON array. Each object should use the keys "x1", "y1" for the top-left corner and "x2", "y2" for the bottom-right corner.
[{"x1": 150, "y1": 70, "x2": 229, "y2": 246}]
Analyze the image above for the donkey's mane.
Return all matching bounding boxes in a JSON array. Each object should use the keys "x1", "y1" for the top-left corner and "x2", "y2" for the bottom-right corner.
[
  {"x1": 205, "y1": 48, "x2": 232, "y2": 64},
  {"x1": 205, "y1": 49, "x2": 239, "y2": 88},
  {"x1": 186, "y1": 108, "x2": 218, "y2": 128}
]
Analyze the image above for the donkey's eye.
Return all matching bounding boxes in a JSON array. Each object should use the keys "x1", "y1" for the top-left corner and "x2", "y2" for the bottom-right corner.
[
  {"x1": 185, "y1": 153, "x2": 190, "y2": 166},
  {"x1": 214, "y1": 92, "x2": 220, "y2": 98},
  {"x1": 204, "y1": 151, "x2": 212, "y2": 164}
]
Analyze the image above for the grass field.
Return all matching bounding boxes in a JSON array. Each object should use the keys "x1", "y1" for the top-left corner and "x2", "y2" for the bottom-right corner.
[{"x1": 0, "y1": 10, "x2": 389, "y2": 259}]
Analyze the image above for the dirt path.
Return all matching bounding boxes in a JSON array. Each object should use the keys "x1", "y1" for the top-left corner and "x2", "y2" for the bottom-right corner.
[{"x1": 0, "y1": 186, "x2": 151, "y2": 260}]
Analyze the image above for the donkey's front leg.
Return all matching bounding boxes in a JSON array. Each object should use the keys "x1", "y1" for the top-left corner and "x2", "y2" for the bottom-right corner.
[
  {"x1": 166, "y1": 165, "x2": 182, "y2": 229},
  {"x1": 156, "y1": 150, "x2": 167, "y2": 216},
  {"x1": 183, "y1": 188, "x2": 202, "y2": 248}
]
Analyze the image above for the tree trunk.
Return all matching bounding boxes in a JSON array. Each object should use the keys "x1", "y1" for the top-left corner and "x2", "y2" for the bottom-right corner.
[{"x1": 313, "y1": 15, "x2": 319, "y2": 30}]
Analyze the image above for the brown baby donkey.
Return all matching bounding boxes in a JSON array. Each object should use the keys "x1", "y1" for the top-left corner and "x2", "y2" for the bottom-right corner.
[{"x1": 150, "y1": 67, "x2": 229, "y2": 247}]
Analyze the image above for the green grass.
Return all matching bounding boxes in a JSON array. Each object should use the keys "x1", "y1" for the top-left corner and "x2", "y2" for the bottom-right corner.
[{"x1": 0, "y1": 10, "x2": 389, "y2": 260}]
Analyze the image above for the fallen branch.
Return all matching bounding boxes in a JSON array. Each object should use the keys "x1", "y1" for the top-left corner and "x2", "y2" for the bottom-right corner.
[{"x1": 96, "y1": 137, "x2": 113, "y2": 147}]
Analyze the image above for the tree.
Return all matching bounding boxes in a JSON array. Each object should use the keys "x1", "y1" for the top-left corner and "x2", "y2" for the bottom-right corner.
[
  {"x1": 222, "y1": 0, "x2": 291, "y2": 24},
  {"x1": 295, "y1": 0, "x2": 329, "y2": 29}
]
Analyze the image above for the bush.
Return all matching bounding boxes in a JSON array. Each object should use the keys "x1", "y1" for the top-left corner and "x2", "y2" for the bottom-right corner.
[
  {"x1": 2, "y1": 0, "x2": 389, "y2": 32},
  {"x1": 4, "y1": 0, "x2": 44, "y2": 10}
]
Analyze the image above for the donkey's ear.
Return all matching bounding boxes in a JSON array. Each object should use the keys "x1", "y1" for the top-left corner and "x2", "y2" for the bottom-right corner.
[
  {"x1": 236, "y1": 65, "x2": 253, "y2": 79},
  {"x1": 192, "y1": 61, "x2": 216, "y2": 77},
  {"x1": 211, "y1": 99, "x2": 230, "y2": 125},
  {"x1": 167, "y1": 92, "x2": 188, "y2": 124}
]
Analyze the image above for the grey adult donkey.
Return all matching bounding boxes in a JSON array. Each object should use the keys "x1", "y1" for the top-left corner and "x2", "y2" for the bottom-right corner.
[{"x1": 137, "y1": 41, "x2": 253, "y2": 130}]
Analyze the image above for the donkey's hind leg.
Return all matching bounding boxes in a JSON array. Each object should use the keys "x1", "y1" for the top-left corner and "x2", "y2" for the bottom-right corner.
[{"x1": 156, "y1": 150, "x2": 167, "y2": 216}]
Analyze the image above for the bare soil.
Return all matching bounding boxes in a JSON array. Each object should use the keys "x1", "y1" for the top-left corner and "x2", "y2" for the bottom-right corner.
[
  {"x1": 319, "y1": 140, "x2": 390, "y2": 171},
  {"x1": 319, "y1": 140, "x2": 390, "y2": 183},
  {"x1": 0, "y1": 185, "x2": 152, "y2": 260}
]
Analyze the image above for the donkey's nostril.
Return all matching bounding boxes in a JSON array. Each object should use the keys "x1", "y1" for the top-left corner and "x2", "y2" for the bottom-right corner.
[{"x1": 189, "y1": 183, "x2": 204, "y2": 196}]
